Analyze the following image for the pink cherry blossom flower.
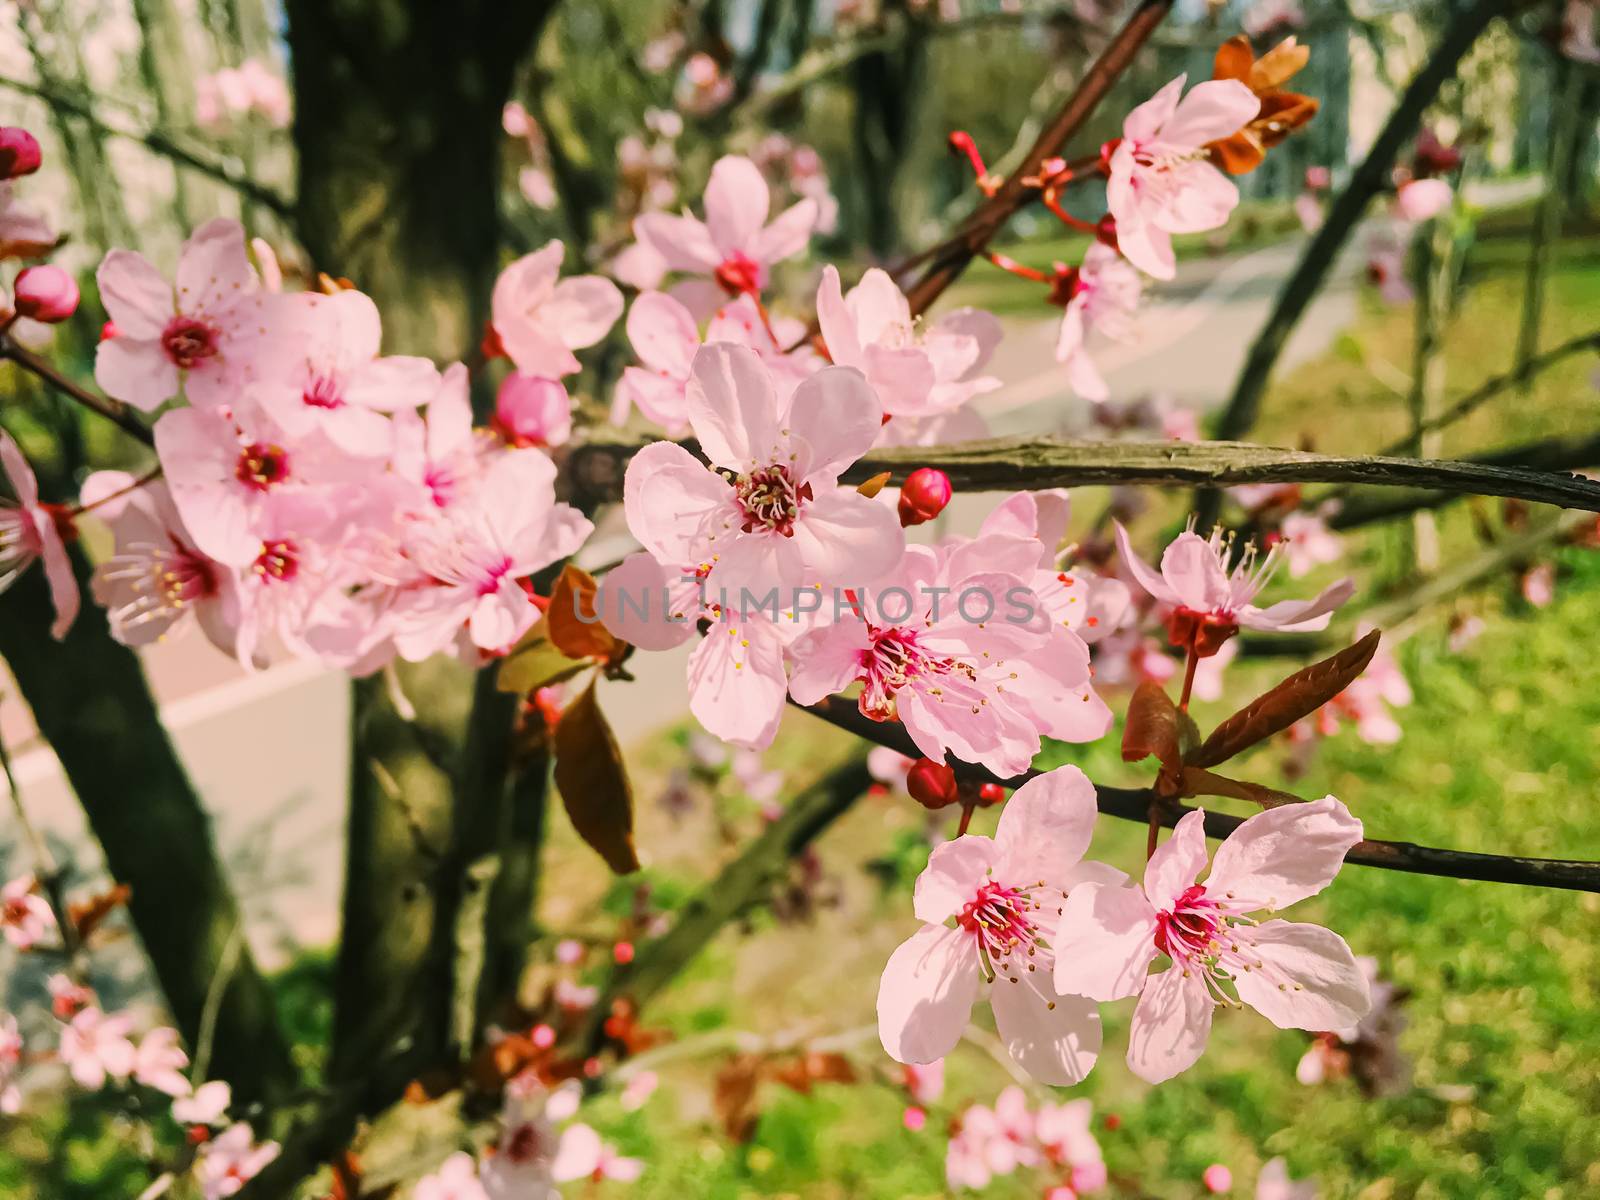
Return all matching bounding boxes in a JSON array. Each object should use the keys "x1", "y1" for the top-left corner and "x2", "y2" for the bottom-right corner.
[
  {"x1": 229, "y1": 493, "x2": 357, "y2": 666},
  {"x1": 391, "y1": 363, "x2": 487, "y2": 512},
  {"x1": 877, "y1": 765, "x2": 1109, "y2": 1085},
  {"x1": 1034, "y1": 1097, "x2": 1103, "y2": 1174},
  {"x1": 1115, "y1": 522, "x2": 1353, "y2": 654},
  {"x1": 154, "y1": 403, "x2": 347, "y2": 567},
  {"x1": 634, "y1": 154, "x2": 816, "y2": 295},
  {"x1": 391, "y1": 451, "x2": 592, "y2": 660},
  {"x1": 1093, "y1": 628, "x2": 1178, "y2": 689},
  {"x1": 173, "y1": 1079, "x2": 231, "y2": 1126},
  {"x1": 816, "y1": 266, "x2": 1002, "y2": 419},
  {"x1": 1, "y1": 874, "x2": 55, "y2": 949},
  {"x1": 1256, "y1": 1157, "x2": 1318, "y2": 1200},
  {"x1": 615, "y1": 290, "x2": 757, "y2": 433},
  {"x1": 255, "y1": 289, "x2": 439, "y2": 455},
  {"x1": 623, "y1": 343, "x2": 903, "y2": 597},
  {"x1": 1107, "y1": 76, "x2": 1259, "y2": 279},
  {"x1": 1278, "y1": 509, "x2": 1344, "y2": 578},
  {"x1": 619, "y1": 1069, "x2": 659, "y2": 1112},
  {"x1": 133, "y1": 1026, "x2": 191, "y2": 1096},
  {"x1": 490, "y1": 239, "x2": 624, "y2": 378},
  {"x1": 0, "y1": 1011, "x2": 21, "y2": 1113},
  {"x1": 789, "y1": 541, "x2": 1105, "y2": 777},
  {"x1": 81, "y1": 471, "x2": 240, "y2": 652},
  {"x1": 494, "y1": 373, "x2": 571, "y2": 448},
  {"x1": 1395, "y1": 177, "x2": 1452, "y2": 222},
  {"x1": 480, "y1": 1079, "x2": 583, "y2": 1200},
  {"x1": 595, "y1": 550, "x2": 790, "y2": 749},
  {"x1": 47, "y1": 973, "x2": 92, "y2": 1020},
  {"x1": 1564, "y1": 0, "x2": 1600, "y2": 62},
  {"x1": 1521, "y1": 561, "x2": 1556, "y2": 608},
  {"x1": 1053, "y1": 243, "x2": 1142, "y2": 402},
  {"x1": 945, "y1": 1087, "x2": 1039, "y2": 1190},
  {"x1": 0, "y1": 428, "x2": 79, "y2": 638},
  {"x1": 551, "y1": 1123, "x2": 644, "y2": 1183},
  {"x1": 416, "y1": 1152, "x2": 489, "y2": 1200},
  {"x1": 193, "y1": 1123, "x2": 280, "y2": 1199},
  {"x1": 94, "y1": 218, "x2": 288, "y2": 411},
  {"x1": 59, "y1": 1006, "x2": 137, "y2": 1089},
  {"x1": 1053, "y1": 798, "x2": 1371, "y2": 1084}
]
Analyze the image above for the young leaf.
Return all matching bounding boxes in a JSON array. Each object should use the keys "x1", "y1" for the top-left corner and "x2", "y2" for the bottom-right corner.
[
  {"x1": 547, "y1": 563, "x2": 621, "y2": 661},
  {"x1": 1187, "y1": 629, "x2": 1382, "y2": 768},
  {"x1": 553, "y1": 681, "x2": 640, "y2": 874},
  {"x1": 1179, "y1": 766, "x2": 1299, "y2": 809},
  {"x1": 1123, "y1": 680, "x2": 1179, "y2": 767}
]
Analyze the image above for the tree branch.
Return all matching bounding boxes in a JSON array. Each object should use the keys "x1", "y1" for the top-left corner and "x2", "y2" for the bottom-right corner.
[
  {"x1": 799, "y1": 698, "x2": 1600, "y2": 893},
  {"x1": 565, "y1": 433, "x2": 1600, "y2": 515},
  {"x1": 2, "y1": 335, "x2": 155, "y2": 447}
]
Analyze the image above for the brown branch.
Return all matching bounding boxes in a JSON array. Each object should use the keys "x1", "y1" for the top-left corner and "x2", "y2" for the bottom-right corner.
[
  {"x1": 799, "y1": 697, "x2": 1600, "y2": 893},
  {"x1": 565, "y1": 433, "x2": 1600, "y2": 516},
  {"x1": 2, "y1": 335, "x2": 155, "y2": 447},
  {"x1": 901, "y1": 0, "x2": 1174, "y2": 317}
]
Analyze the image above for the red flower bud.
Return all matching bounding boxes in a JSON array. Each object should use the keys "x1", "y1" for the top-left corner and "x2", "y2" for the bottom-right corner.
[
  {"x1": 99, "y1": 320, "x2": 119, "y2": 341},
  {"x1": 0, "y1": 128, "x2": 41, "y2": 180},
  {"x1": 1094, "y1": 213, "x2": 1119, "y2": 248},
  {"x1": 897, "y1": 467, "x2": 952, "y2": 527},
  {"x1": 613, "y1": 940, "x2": 636, "y2": 964},
  {"x1": 12, "y1": 265, "x2": 78, "y2": 323},
  {"x1": 906, "y1": 758, "x2": 959, "y2": 810},
  {"x1": 977, "y1": 782, "x2": 1007, "y2": 807},
  {"x1": 1098, "y1": 137, "x2": 1122, "y2": 174}
]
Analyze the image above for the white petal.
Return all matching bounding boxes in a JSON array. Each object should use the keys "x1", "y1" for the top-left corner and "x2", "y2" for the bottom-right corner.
[
  {"x1": 1053, "y1": 880, "x2": 1160, "y2": 1002},
  {"x1": 1233, "y1": 920, "x2": 1371, "y2": 1032},
  {"x1": 1143, "y1": 808, "x2": 1209, "y2": 911},
  {"x1": 1204, "y1": 795, "x2": 1362, "y2": 911},
  {"x1": 877, "y1": 924, "x2": 981, "y2": 1065},
  {"x1": 1126, "y1": 965, "x2": 1212, "y2": 1083},
  {"x1": 993, "y1": 764, "x2": 1098, "y2": 884},
  {"x1": 913, "y1": 835, "x2": 997, "y2": 924},
  {"x1": 989, "y1": 974, "x2": 1101, "y2": 1086}
]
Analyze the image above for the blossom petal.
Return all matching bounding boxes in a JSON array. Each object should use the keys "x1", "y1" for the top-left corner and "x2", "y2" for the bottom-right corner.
[
  {"x1": 622, "y1": 440, "x2": 729, "y2": 563},
  {"x1": 789, "y1": 488, "x2": 905, "y2": 588},
  {"x1": 1161, "y1": 78, "x2": 1260, "y2": 148},
  {"x1": 1126, "y1": 965, "x2": 1212, "y2": 1083},
  {"x1": 96, "y1": 250, "x2": 172, "y2": 339},
  {"x1": 814, "y1": 265, "x2": 862, "y2": 367},
  {"x1": 1053, "y1": 879, "x2": 1160, "y2": 1002},
  {"x1": 38, "y1": 520, "x2": 80, "y2": 639},
  {"x1": 686, "y1": 342, "x2": 780, "y2": 468},
  {"x1": 877, "y1": 924, "x2": 981, "y2": 1065},
  {"x1": 627, "y1": 290, "x2": 699, "y2": 376},
  {"x1": 749, "y1": 197, "x2": 818, "y2": 265},
  {"x1": 95, "y1": 337, "x2": 179, "y2": 412},
  {"x1": 596, "y1": 552, "x2": 695, "y2": 651},
  {"x1": 686, "y1": 615, "x2": 787, "y2": 749},
  {"x1": 1204, "y1": 795, "x2": 1362, "y2": 911},
  {"x1": 989, "y1": 977, "x2": 1101, "y2": 1087},
  {"x1": 1144, "y1": 808, "x2": 1209, "y2": 910},
  {"x1": 1123, "y1": 75, "x2": 1186, "y2": 144},
  {"x1": 787, "y1": 364, "x2": 883, "y2": 479},
  {"x1": 994, "y1": 764, "x2": 1098, "y2": 884},
  {"x1": 546, "y1": 275, "x2": 625, "y2": 349},
  {"x1": 175, "y1": 218, "x2": 256, "y2": 315},
  {"x1": 1242, "y1": 576, "x2": 1355, "y2": 632},
  {"x1": 1113, "y1": 521, "x2": 1180, "y2": 607},
  {"x1": 704, "y1": 155, "x2": 771, "y2": 257},
  {"x1": 786, "y1": 619, "x2": 871, "y2": 706},
  {"x1": 913, "y1": 835, "x2": 998, "y2": 924},
  {"x1": 1158, "y1": 530, "x2": 1231, "y2": 612},
  {"x1": 634, "y1": 212, "x2": 721, "y2": 274},
  {"x1": 0, "y1": 428, "x2": 38, "y2": 508},
  {"x1": 1233, "y1": 920, "x2": 1371, "y2": 1031}
]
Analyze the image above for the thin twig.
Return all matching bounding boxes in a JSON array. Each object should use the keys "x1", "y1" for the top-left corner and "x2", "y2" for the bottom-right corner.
[
  {"x1": 2, "y1": 335, "x2": 155, "y2": 447},
  {"x1": 191, "y1": 922, "x2": 247, "y2": 1086}
]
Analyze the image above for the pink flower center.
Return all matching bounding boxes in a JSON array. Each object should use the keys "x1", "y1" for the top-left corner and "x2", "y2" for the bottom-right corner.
[
  {"x1": 302, "y1": 373, "x2": 344, "y2": 410},
  {"x1": 2, "y1": 897, "x2": 31, "y2": 925},
  {"x1": 423, "y1": 466, "x2": 457, "y2": 508},
  {"x1": 505, "y1": 1121, "x2": 555, "y2": 1164},
  {"x1": 956, "y1": 878, "x2": 1053, "y2": 982},
  {"x1": 734, "y1": 464, "x2": 810, "y2": 536},
  {"x1": 254, "y1": 539, "x2": 299, "y2": 582},
  {"x1": 478, "y1": 554, "x2": 515, "y2": 596},
  {"x1": 714, "y1": 252, "x2": 762, "y2": 296},
  {"x1": 160, "y1": 543, "x2": 218, "y2": 605},
  {"x1": 161, "y1": 315, "x2": 221, "y2": 369},
  {"x1": 1154, "y1": 885, "x2": 1222, "y2": 960},
  {"x1": 235, "y1": 443, "x2": 290, "y2": 492},
  {"x1": 857, "y1": 625, "x2": 957, "y2": 721}
]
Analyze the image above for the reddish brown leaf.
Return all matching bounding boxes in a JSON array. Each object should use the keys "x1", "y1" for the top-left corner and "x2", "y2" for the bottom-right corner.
[
  {"x1": 70, "y1": 883, "x2": 131, "y2": 941},
  {"x1": 1212, "y1": 34, "x2": 1254, "y2": 83},
  {"x1": 713, "y1": 1055, "x2": 764, "y2": 1143},
  {"x1": 856, "y1": 471, "x2": 893, "y2": 498},
  {"x1": 547, "y1": 564, "x2": 621, "y2": 662},
  {"x1": 1187, "y1": 630, "x2": 1382, "y2": 769},
  {"x1": 1179, "y1": 766, "x2": 1300, "y2": 809},
  {"x1": 1251, "y1": 37, "x2": 1311, "y2": 91},
  {"x1": 496, "y1": 619, "x2": 591, "y2": 696},
  {"x1": 553, "y1": 682, "x2": 640, "y2": 874},
  {"x1": 1122, "y1": 681, "x2": 1179, "y2": 768}
]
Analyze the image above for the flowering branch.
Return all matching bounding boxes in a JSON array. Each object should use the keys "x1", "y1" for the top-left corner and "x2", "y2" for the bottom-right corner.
[
  {"x1": 799, "y1": 697, "x2": 1600, "y2": 893},
  {"x1": 901, "y1": 0, "x2": 1174, "y2": 316}
]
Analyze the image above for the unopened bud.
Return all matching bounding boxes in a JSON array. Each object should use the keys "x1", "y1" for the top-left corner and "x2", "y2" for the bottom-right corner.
[
  {"x1": 1094, "y1": 213, "x2": 1119, "y2": 248},
  {"x1": 494, "y1": 372, "x2": 572, "y2": 448},
  {"x1": 897, "y1": 467, "x2": 952, "y2": 527},
  {"x1": 906, "y1": 758, "x2": 959, "y2": 810},
  {"x1": 0, "y1": 128, "x2": 41, "y2": 180},
  {"x1": 976, "y1": 782, "x2": 1006, "y2": 807},
  {"x1": 12, "y1": 265, "x2": 78, "y2": 323}
]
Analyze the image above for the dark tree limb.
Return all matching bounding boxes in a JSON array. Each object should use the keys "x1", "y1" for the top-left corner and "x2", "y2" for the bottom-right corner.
[
  {"x1": 800, "y1": 698, "x2": 1600, "y2": 893},
  {"x1": 3, "y1": 336, "x2": 155, "y2": 447}
]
